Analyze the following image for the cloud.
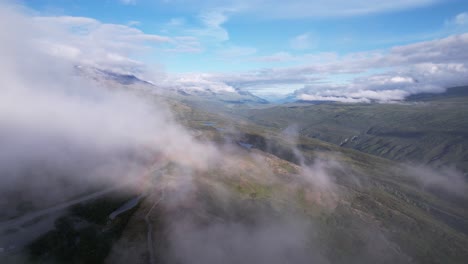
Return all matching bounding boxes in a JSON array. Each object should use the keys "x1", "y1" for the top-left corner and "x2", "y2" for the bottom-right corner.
[
  {"x1": 290, "y1": 33, "x2": 316, "y2": 50},
  {"x1": 402, "y1": 165, "x2": 468, "y2": 198},
  {"x1": 167, "y1": 216, "x2": 320, "y2": 264},
  {"x1": 127, "y1": 20, "x2": 141, "y2": 26},
  {"x1": 161, "y1": 73, "x2": 237, "y2": 93},
  {"x1": 20, "y1": 13, "x2": 201, "y2": 75},
  {"x1": 188, "y1": 9, "x2": 231, "y2": 43},
  {"x1": 446, "y1": 12, "x2": 468, "y2": 26},
  {"x1": 158, "y1": 9, "x2": 234, "y2": 53},
  {"x1": 217, "y1": 69, "x2": 321, "y2": 88},
  {"x1": 30, "y1": 15, "x2": 167, "y2": 73},
  {"x1": 202, "y1": 33, "x2": 468, "y2": 102},
  {"x1": 382, "y1": 33, "x2": 468, "y2": 65},
  {"x1": 167, "y1": 17, "x2": 185, "y2": 27},
  {"x1": 161, "y1": 32, "x2": 468, "y2": 98},
  {"x1": 296, "y1": 62, "x2": 467, "y2": 103},
  {"x1": 298, "y1": 90, "x2": 409, "y2": 103},
  {"x1": 454, "y1": 12, "x2": 468, "y2": 25},
  {"x1": 0, "y1": 2, "x2": 218, "y2": 216}
]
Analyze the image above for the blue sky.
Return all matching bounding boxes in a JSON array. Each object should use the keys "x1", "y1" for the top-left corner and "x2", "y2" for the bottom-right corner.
[
  {"x1": 23, "y1": 0, "x2": 468, "y2": 72},
  {"x1": 13, "y1": 0, "x2": 468, "y2": 101}
]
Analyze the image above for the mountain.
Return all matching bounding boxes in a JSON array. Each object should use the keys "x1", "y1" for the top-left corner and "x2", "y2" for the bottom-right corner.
[
  {"x1": 75, "y1": 66, "x2": 268, "y2": 105},
  {"x1": 74, "y1": 66, "x2": 154, "y2": 86},
  {"x1": 406, "y1": 86, "x2": 468, "y2": 102}
]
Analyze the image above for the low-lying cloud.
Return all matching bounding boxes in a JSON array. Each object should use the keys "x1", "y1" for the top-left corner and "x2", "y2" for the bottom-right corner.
[
  {"x1": 0, "y1": 4, "x2": 218, "y2": 213},
  {"x1": 402, "y1": 164, "x2": 468, "y2": 198}
]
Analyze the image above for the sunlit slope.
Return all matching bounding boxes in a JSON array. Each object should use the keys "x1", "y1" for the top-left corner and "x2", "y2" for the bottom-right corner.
[
  {"x1": 107, "y1": 133, "x2": 468, "y2": 264},
  {"x1": 19, "y1": 77, "x2": 467, "y2": 264},
  {"x1": 105, "y1": 99, "x2": 468, "y2": 264}
]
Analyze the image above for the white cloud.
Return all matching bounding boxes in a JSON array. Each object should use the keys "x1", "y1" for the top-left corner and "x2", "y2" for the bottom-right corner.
[
  {"x1": 217, "y1": 69, "x2": 320, "y2": 88},
  {"x1": 0, "y1": 3, "x2": 219, "y2": 207},
  {"x1": 167, "y1": 73, "x2": 237, "y2": 93},
  {"x1": 298, "y1": 94, "x2": 372, "y2": 103},
  {"x1": 454, "y1": 12, "x2": 468, "y2": 25},
  {"x1": 402, "y1": 165, "x2": 468, "y2": 198},
  {"x1": 290, "y1": 33, "x2": 316, "y2": 50},
  {"x1": 167, "y1": 17, "x2": 186, "y2": 27},
  {"x1": 297, "y1": 84, "x2": 412, "y2": 103},
  {"x1": 32, "y1": 16, "x2": 169, "y2": 73},
  {"x1": 296, "y1": 62, "x2": 467, "y2": 103},
  {"x1": 188, "y1": 9, "x2": 231, "y2": 43},
  {"x1": 446, "y1": 12, "x2": 468, "y2": 26},
  {"x1": 127, "y1": 20, "x2": 141, "y2": 26},
  {"x1": 201, "y1": 33, "x2": 468, "y2": 102},
  {"x1": 25, "y1": 14, "x2": 201, "y2": 74}
]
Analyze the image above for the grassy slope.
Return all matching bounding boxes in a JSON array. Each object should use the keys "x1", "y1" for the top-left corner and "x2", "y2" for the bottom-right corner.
[
  {"x1": 105, "y1": 84, "x2": 468, "y2": 264},
  {"x1": 119, "y1": 97, "x2": 468, "y2": 264},
  {"x1": 230, "y1": 87, "x2": 468, "y2": 173},
  {"x1": 21, "y1": 81, "x2": 467, "y2": 263}
]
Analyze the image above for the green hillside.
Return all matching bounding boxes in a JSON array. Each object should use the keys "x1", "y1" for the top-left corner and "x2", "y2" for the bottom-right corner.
[
  {"x1": 109, "y1": 96, "x2": 468, "y2": 264},
  {"x1": 6, "y1": 84, "x2": 467, "y2": 264},
  {"x1": 231, "y1": 87, "x2": 468, "y2": 173},
  {"x1": 116, "y1": 98, "x2": 468, "y2": 263}
]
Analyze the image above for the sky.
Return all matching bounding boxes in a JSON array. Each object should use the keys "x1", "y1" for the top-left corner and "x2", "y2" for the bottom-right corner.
[{"x1": 8, "y1": 0, "x2": 468, "y2": 101}]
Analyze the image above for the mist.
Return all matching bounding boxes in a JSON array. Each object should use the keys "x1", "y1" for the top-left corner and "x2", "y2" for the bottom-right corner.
[
  {"x1": 0, "y1": 4, "x2": 218, "y2": 216},
  {"x1": 402, "y1": 164, "x2": 468, "y2": 199}
]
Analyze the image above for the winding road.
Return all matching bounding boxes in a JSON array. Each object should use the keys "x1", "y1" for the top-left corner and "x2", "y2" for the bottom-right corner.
[{"x1": 145, "y1": 189, "x2": 165, "y2": 264}]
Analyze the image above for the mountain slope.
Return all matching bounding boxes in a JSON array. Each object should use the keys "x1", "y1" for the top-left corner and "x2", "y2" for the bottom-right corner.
[
  {"x1": 5, "y1": 76, "x2": 467, "y2": 264},
  {"x1": 75, "y1": 66, "x2": 268, "y2": 105},
  {"x1": 103, "y1": 99, "x2": 468, "y2": 264},
  {"x1": 234, "y1": 86, "x2": 468, "y2": 173}
]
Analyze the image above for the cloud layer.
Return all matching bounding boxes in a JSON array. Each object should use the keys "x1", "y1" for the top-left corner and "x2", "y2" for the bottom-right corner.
[
  {"x1": 191, "y1": 33, "x2": 468, "y2": 102},
  {"x1": 26, "y1": 12, "x2": 201, "y2": 75}
]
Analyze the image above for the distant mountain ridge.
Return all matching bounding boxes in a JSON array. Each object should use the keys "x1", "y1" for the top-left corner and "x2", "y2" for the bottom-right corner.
[
  {"x1": 74, "y1": 66, "x2": 153, "y2": 86},
  {"x1": 230, "y1": 85, "x2": 468, "y2": 173},
  {"x1": 406, "y1": 86, "x2": 468, "y2": 102},
  {"x1": 75, "y1": 65, "x2": 268, "y2": 105}
]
